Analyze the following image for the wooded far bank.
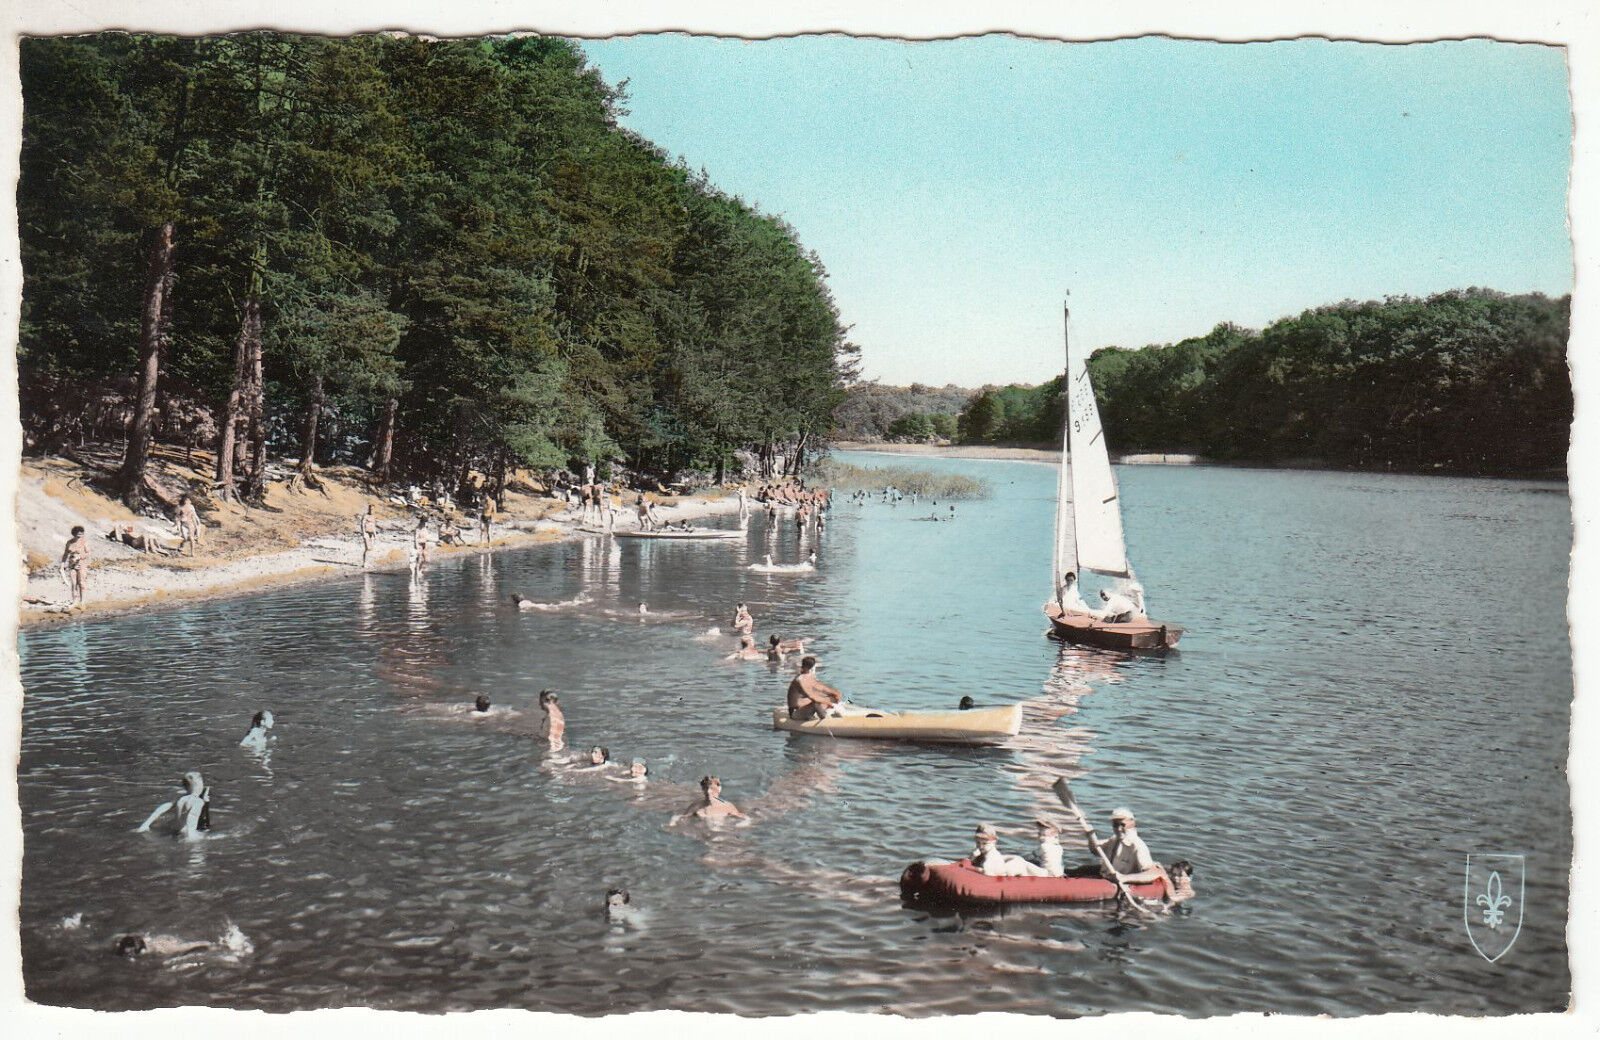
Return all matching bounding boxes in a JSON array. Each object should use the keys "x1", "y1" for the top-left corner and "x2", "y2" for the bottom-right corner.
[{"x1": 845, "y1": 290, "x2": 1568, "y2": 477}]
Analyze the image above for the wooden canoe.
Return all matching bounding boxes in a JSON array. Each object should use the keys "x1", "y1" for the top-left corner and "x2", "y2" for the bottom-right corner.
[
  {"x1": 769, "y1": 704, "x2": 1022, "y2": 745},
  {"x1": 1044, "y1": 602, "x2": 1182, "y2": 650}
]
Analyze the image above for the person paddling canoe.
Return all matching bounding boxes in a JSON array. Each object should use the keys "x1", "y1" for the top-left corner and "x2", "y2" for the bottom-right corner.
[{"x1": 1070, "y1": 806, "x2": 1165, "y2": 885}]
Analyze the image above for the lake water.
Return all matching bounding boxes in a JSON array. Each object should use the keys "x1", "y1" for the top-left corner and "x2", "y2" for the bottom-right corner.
[{"x1": 17, "y1": 452, "x2": 1572, "y2": 1016}]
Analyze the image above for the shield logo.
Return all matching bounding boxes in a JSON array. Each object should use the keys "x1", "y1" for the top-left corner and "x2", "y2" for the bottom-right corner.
[{"x1": 1464, "y1": 854, "x2": 1525, "y2": 963}]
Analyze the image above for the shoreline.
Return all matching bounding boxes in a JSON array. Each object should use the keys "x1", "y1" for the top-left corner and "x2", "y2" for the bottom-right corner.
[
  {"x1": 19, "y1": 487, "x2": 742, "y2": 630},
  {"x1": 827, "y1": 441, "x2": 1568, "y2": 482}
]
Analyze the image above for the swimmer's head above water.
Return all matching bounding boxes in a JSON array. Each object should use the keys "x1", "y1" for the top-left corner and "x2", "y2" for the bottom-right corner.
[
  {"x1": 250, "y1": 710, "x2": 274, "y2": 731},
  {"x1": 589, "y1": 746, "x2": 609, "y2": 765},
  {"x1": 629, "y1": 759, "x2": 648, "y2": 778},
  {"x1": 538, "y1": 689, "x2": 557, "y2": 708},
  {"x1": 474, "y1": 695, "x2": 491, "y2": 713},
  {"x1": 113, "y1": 934, "x2": 148, "y2": 957}
]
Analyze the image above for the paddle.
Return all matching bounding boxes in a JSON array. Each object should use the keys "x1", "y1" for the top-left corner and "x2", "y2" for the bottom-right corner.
[{"x1": 1051, "y1": 777, "x2": 1156, "y2": 918}]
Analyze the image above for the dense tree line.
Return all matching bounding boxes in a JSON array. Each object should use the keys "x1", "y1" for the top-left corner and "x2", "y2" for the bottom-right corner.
[
  {"x1": 955, "y1": 290, "x2": 1570, "y2": 476},
  {"x1": 19, "y1": 33, "x2": 855, "y2": 509},
  {"x1": 830, "y1": 382, "x2": 971, "y2": 441}
]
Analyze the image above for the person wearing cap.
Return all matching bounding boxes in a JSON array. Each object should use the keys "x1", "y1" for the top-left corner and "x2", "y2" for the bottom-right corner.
[
  {"x1": 1086, "y1": 807, "x2": 1163, "y2": 884},
  {"x1": 1026, "y1": 819, "x2": 1066, "y2": 877},
  {"x1": 970, "y1": 823, "x2": 1053, "y2": 877},
  {"x1": 137, "y1": 771, "x2": 211, "y2": 838}
]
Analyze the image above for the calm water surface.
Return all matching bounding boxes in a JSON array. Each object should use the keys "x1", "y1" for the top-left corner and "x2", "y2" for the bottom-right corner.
[{"x1": 18, "y1": 453, "x2": 1572, "y2": 1015}]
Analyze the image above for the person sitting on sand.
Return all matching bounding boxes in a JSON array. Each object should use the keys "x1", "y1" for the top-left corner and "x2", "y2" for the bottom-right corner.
[
  {"x1": 112, "y1": 523, "x2": 171, "y2": 556},
  {"x1": 539, "y1": 690, "x2": 565, "y2": 747},
  {"x1": 786, "y1": 656, "x2": 843, "y2": 721},
  {"x1": 137, "y1": 771, "x2": 211, "y2": 838},
  {"x1": 240, "y1": 711, "x2": 274, "y2": 751},
  {"x1": 439, "y1": 518, "x2": 464, "y2": 546},
  {"x1": 608, "y1": 759, "x2": 649, "y2": 784},
  {"x1": 1092, "y1": 588, "x2": 1140, "y2": 624},
  {"x1": 62, "y1": 525, "x2": 90, "y2": 609},
  {"x1": 677, "y1": 776, "x2": 747, "y2": 822},
  {"x1": 474, "y1": 695, "x2": 491, "y2": 713}
]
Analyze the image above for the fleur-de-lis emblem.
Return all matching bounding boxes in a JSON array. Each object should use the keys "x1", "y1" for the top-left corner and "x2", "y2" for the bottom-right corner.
[{"x1": 1476, "y1": 870, "x2": 1514, "y2": 929}]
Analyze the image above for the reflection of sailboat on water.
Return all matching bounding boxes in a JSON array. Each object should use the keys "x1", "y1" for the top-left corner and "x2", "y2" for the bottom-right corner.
[{"x1": 1044, "y1": 301, "x2": 1183, "y2": 650}]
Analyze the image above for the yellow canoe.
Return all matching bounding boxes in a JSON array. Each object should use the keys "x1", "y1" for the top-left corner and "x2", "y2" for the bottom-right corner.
[{"x1": 769, "y1": 704, "x2": 1022, "y2": 745}]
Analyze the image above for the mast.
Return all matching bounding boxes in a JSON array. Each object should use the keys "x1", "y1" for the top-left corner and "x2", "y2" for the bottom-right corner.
[{"x1": 1051, "y1": 300, "x2": 1078, "y2": 609}]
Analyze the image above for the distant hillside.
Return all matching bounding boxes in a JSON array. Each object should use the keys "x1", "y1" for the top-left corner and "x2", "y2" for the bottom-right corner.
[{"x1": 831, "y1": 382, "x2": 974, "y2": 442}]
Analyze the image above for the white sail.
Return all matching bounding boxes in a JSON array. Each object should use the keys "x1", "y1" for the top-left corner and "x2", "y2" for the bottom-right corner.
[{"x1": 1062, "y1": 304, "x2": 1131, "y2": 578}]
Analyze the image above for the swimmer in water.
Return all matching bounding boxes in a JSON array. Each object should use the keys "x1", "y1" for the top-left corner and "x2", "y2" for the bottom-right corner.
[
  {"x1": 113, "y1": 933, "x2": 212, "y2": 958},
  {"x1": 539, "y1": 690, "x2": 565, "y2": 746},
  {"x1": 474, "y1": 694, "x2": 491, "y2": 713},
  {"x1": 676, "y1": 775, "x2": 748, "y2": 822},
  {"x1": 137, "y1": 771, "x2": 211, "y2": 837},
  {"x1": 726, "y1": 634, "x2": 766, "y2": 661},
  {"x1": 511, "y1": 594, "x2": 536, "y2": 611},
  {"x1": 605, "y1": 888, "x2": 635, "y2": 921},
  {"x1": 958, "y1": 696, "x2": 975, "y2": 710},
  {"x1": 239, "y1": 710, "x2": 274, "y2": 750},
  {"x1": 766, "y1": 634, "x2": 807, "y2": 662},
  {"x1": 608, "y1": 759, "x2": 649, "y2": 783},
  {"x1": 637, "y1": 602, "x2": 649, "y2": 616},
  {"x1": 576, "y1": 745, "x2": 611, "y2": 769}
]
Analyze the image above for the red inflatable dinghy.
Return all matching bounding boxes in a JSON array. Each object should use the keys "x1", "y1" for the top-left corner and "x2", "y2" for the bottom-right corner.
[{"x1": 900, "y1": 859, "x2": 1170, "y2": 907}]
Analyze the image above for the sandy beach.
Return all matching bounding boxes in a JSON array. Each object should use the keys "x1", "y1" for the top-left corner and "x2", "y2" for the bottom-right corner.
[{"x1": 16, "y1": 454, "x2": 741, "y2": 627}]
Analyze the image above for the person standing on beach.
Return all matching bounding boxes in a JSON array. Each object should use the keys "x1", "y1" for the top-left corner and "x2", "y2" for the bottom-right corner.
[
  {"x1": 359, "y1": 505, "x2": 378, "y2": 569},
  {"x1": 414, "y1": 516, "x2": 431, "y2": 567},
  {"x1": 635, "y1": 493, "x2": 654, "y2": 531},
  {"x1": 61, "y1": 525, "x2": 90, "y2": 609},
  {"x1": 176, "y1": 495, "x2": 202, "y2": 555},
  {"x1": 480, "y1": 495, "x2": 496, "y2": 544}
]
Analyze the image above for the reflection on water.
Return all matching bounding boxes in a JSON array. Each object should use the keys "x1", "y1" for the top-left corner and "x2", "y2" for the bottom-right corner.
[{"x1": 18, "y1": 460, "x2": 1571, "y2": 1015}]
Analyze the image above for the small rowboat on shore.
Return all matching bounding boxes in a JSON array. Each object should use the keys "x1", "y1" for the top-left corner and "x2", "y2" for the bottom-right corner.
[
  {"x1": 769, "y1": 704, "x2": 1021, "y2": 745},
  {"x1": 899, "y1": 859, "x2": 1172, "y2": 908}
]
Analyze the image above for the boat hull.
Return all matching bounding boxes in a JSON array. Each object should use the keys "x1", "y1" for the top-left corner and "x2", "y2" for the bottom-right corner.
[
  {"x1": 1044, "y1": 603, "x2": 1182, "y2": 650},
  {"x1": 900, "y1": 859, "x2": 1171, "y2": 907},
  {"x1": 609, "y1": 529, "x2": 743, "y2": 540},
  {"x1": 769, "y1": 704, "x2": 1021, "y2": 745}
]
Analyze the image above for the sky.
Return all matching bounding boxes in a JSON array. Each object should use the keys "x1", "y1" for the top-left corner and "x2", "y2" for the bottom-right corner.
[{"x1": 580, "y1": 34, "x2": 1574, "y2": 388}]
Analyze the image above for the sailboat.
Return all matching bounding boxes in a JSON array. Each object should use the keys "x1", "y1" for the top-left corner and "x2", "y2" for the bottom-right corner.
[{"x1": 1044, "y1": 302, "x2": 1184, "y2": 650}]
